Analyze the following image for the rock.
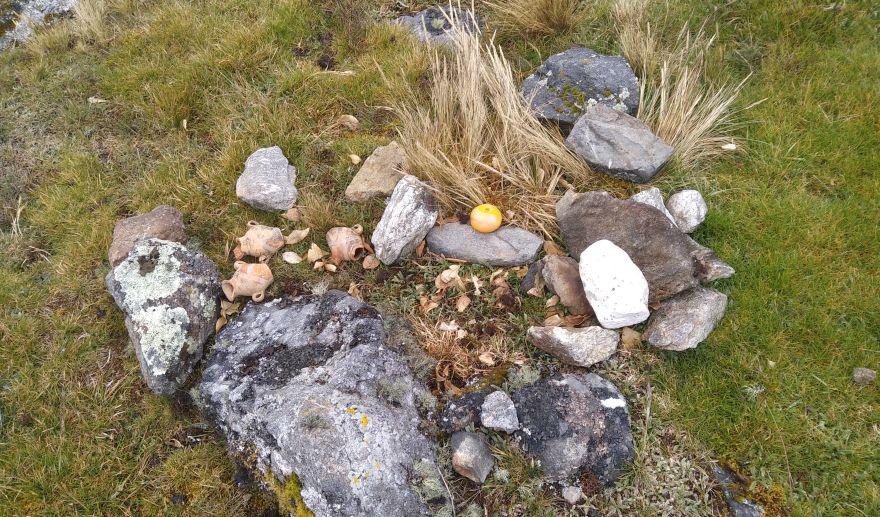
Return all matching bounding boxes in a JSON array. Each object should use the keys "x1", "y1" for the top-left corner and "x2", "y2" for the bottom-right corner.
[
  {"x1": 540, "y1": 255, "x2": 593, "y2": 316},
  {"x1": 512, "y1": 373, "x2": 634, "y2": 484},
  {"x1": 235, "y1": 146, "x2": 298, "y2": 212},
  {"x1": 527, "y1": 326, "x2": 618, "y2": 368},
  {"x1": 344, "y1": 141, "x2": 408, "y2": 202},
  {"x1": 561, "y1": 485, "x2": 584, "y2": 505},
  {"x1": 108, "y1": 205, "x2": 188, "y2": 267},
  {"x1": 556, "y1": 190, "x2": 734, "y2": 303},
  {"x1": 480, "y1": 391, "x2": 519, "y2": 433},
  {"x1": 426, "y1": 223, "x2": 543, "y2": 267},
  {"x1": 853, "y1": 367, "x2": 876, "y2": 386},
  {"x1": 712, "y1": 465, "x2": 765, "y2": 517},
  {"x1": 519, "y1": 260, "x2": 543, "y2": 294},
  {"x1": 564, "y1": 105, "x2": 673, "y2": 183},
  {"x1": 666, "y1": 189, "x2": 707, "y2": 233},
  {"x1": 629, "y1": 187, "x2": 675, "y2": 225},
  {"x1": 395, "y1": 6, "x2": 481, "y2": 47},
  {"x1": 198, "y1": 291, "x2": 440, "y2": 517},
  {"x1": 372, "y1": 175, "x2": 439, "y2": 265},
  {"x1": 521, "y1": 48, "x2": 639, "y2": 131},
  {"x1": 106, "y1": 239, "x2": 220, "y2": 395},
  {"x1": 579, "y1": 240, "x2": 649, "y2": 329},
  {"x1": 644, "y1": 287, "x2": 727, "y2": 351},
  {"x1": 1, "y1": 0, "x2": 76, "y2": 49},
  {"x1": 440, "y1": 389, "x2": 491, "y2": 433},
  {"x1": 451, "y1": 431, "x2": 494, "y2": 483}
]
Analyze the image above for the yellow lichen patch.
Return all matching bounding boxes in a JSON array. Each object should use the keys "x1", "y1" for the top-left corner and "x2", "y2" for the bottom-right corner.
[
  {"x1": 263, "y1": 470, "x2": 314, "y2": 517},
  {"x1": 360, "y1": 414, "x2": 369, "y2": 428}
]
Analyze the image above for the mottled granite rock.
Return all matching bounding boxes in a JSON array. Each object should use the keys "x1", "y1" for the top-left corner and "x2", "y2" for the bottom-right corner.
[
  {"x1": 852, "y1": 367, "x2": 876, "y2": 386},
  {"x1": 1, "y1": 0, "x2": 77, "y2": 49},
  {"x1": 480, "y1": 391, "x2": 519, "y2": 433},
  {"x1": 439, "y1": 389, "x2": 491, "y2": 433},
  {"x1": 108, "y1": 205, "x2": 187, "y2": 267},
  {"x1": 426, "y1": 223, "x2": 542, "y2": 267},
  {"x1": 106, "y1": 239, "x2": 220, "y2": 395},
  {"x1": 666, "y1": 189, "x2": 707, "y2": 233},
  {"x1": 527, "y1": 326, "x2": 619, "y2": 367},
  {"x1": 629, "y1": 187, "x2": 675, "y2": 224},
  {"x1": 236, "y1": 146, "x2": 298, "y2": 212},
  {"x1": 372, "y1": 175, "x2": 439, "y2": 265},
  {"x1": 644, "y1": 287, "x2": 727, "y2": 351}
]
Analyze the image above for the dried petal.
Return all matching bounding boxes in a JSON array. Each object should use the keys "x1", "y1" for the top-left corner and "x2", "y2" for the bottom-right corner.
[
  {"x1": 478, "y1": 351, "x2": 496, "y2": 366},
  {"x1": 455, "y1": 294, "x2": 471, "y2": 312},
  {"x1": 282, "y1": 251, "x2": 303, "y2": 264},
  {"x1": 306, "y1": 242, "x2": 327, "y2": 262},
  {"x1": 286, "y1": 228, "x2": 311, "y2": 245}
]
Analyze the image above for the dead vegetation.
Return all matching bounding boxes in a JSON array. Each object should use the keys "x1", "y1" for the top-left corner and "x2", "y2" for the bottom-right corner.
[{"x1": 485, "y1": 0, "x2": 589, "y2": 35}]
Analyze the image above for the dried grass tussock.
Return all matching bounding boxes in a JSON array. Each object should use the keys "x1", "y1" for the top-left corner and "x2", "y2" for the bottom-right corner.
[
  {"x1": 394, "y1": 23, "x2": 591, "y2": 237},
  {"x1": 485, "y1": 0, "x2": 589, "y2": 35},
  {"x1": 613, "y1": 0, "x2": 752, "y2": 173},
  {"x1": 73, "y1": 0, "x2": 108, "y2": 43}
]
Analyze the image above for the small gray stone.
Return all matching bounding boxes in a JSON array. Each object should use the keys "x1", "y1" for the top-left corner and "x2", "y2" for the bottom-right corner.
[
  {"x1": 666, "y1": 189, "x2": 708, "y2": 233},
  {"x1": 235, "y1": 146, "x2": 298, "y2": 212},
  {"x1": 540, "y1": 255, "x2": 593, "y2": 316},
  {"x1": 853, "y1": 367, "x2": 876, "y2": 386},
  {"x1": 644, "y1": 287, "x2": 727, "y2": 351},
  {"x1": 395, "y1": 6, "x2": 481, "y2": 47},
  {"x1": 561, "y1": 485, "x2": 584, "y2": 505},
  {"x1": 565, "y1": 105, "x2": 673, "y2": 183},
  {"x1": 527, "y1": 326, "x2": 619, "y2": 368},
  {"x1": 108, "y1": 205, "x2": 187, "y2": 267},
  {"x1": 426, "y1": 223, "x2": 542, "y2": 267},
  {"x1": 451, "y1": 431, "x2": 494, "y2": 483},
  {"x1": 712, "y1": 465, "x2": 765, "y2": 517},
  {"x1": 521, "y1": 48, "x2": 639, "y2": 131},
  {"x1": 106, "y1": 239, "x2": 220, "y2": 395},
  {"x1": 345, "y1": 141, "x2": 407, "y2": 202},
  {"x1": 372, "y1": 175, "x2": 439, "y2": 265},
  {"x1": 480, "y1": 391, "x2": 519, "y2": 433},
  {"x1": 629, "y1": 187, "x2": 676, "y2": 225}
]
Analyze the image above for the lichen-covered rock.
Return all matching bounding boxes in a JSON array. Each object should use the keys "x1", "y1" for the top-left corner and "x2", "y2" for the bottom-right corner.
[
  {"x1": 372, "y1": 175, "x2": 439, "y2": 265},
  {"x1": 395, "y1": 6, "x2": 480, "y2": 47},
  {"x1": 556, "y1": 190, "x2": 734, "y2": 303},
  {"x1": 1, "y1": 0, "x2": 77, "y2": 49},
  {"x1": 527, "y1": 326, "x2": 619, "y2": 368},
  {"x1": 451, "y1": 431, "x2": 494, "y2": 484},
  {"x1": 512, "y1": 373, "x2": 634, "y2": 485},
  {"x1": 106, "y1": 238, "x2": 220, "y2": 395},
  {"x1": 108, "y1": 205, "x2": 187, "y2": 267},
  {"x1": 521, "y1": 48, "x2": 639, "y2": 131},
  {"x1": 629, "y1": 187, "x2": 676, "y2": 225},
  {"x1": 426, "y1": 223, "x2": 542, "y2": 267},
  {"x1": 345, "y1": 141, "x2": 408, "y2": 202},
  {"x1": 713, "y1": 465, "x2": 765, "y2": 517},
  {"x1": 480, "y1": 390, "x2": 519, "y2": 433},
  {"x1": 236, "y1": 146, "x2": 298, "y2": 212},
  {"x1": 564, "y1": 105, "x2": 673, "y2": 183},
  {"x1": 666, "y1": 189, "x2": 708, "y2": 233},
  {"x1": 579, "y1": 240, "x2": 650, "y2": 329},
  {"x1": 198, "y1": 291, "x2": 440, "y2": 517},
  {"x1": 644, "y1": 287, "x2": 727, "y2": 351}
]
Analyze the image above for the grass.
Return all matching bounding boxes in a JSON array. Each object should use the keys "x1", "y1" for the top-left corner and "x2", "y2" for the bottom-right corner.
[
  {"x1": 484, "y1": 0, "x2": 589, "y2": 35},
  {"x1": 0, "y1": 0, "x2": 878, "y2": 515}
]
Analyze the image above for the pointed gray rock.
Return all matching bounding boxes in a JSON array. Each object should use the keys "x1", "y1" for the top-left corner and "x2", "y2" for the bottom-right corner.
[
  {"x1": 236, "y1": 146, "x2": 298, "y2": 211},
  {"x1": 565, "y1": 105, "x2": 673, "y2": 183},
  {"x1": 426, "y1": 223, "x2": 542, "y2": 267},
  {"x1": 372, "y1": 175, "x2": 439, "y2": 265},
  {"x1": 644, "y1": 287, "x2": 728, "y2": 351}
]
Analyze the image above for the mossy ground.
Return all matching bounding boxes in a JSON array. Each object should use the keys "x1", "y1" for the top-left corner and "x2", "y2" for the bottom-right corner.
[{"x1": 0, "y1": 0, "x2": 878, "y2": 515}]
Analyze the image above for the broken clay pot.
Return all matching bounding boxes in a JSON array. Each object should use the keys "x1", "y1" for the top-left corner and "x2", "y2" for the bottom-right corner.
[
  {"x1": 233, "y1": 221, "x2": 286, "y2": 261},
  {"x1": 326, "y1": 225, "x2": 367, "y2": 265},
  {"x1": 222, "y1": 261, "x2": 274, "y2": 302}
]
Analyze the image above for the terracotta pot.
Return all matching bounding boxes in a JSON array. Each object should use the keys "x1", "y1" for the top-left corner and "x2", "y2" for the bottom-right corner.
[
  {"x1": 326, "y1": 225, "x2": 367, "y2": 265},
  {"x1": 233, "y1": 222, "x2": 286, "y2": 261},
  {"x1": 222, "y1": 261, "x2": 274, "y2": 302}
]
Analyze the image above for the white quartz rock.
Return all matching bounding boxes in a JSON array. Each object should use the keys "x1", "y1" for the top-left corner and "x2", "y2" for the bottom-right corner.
[
  {"x1": 629, "y1": 187, "x2": 676, "y2": 225},
  {"x1": 666, "y1": 189, "x2": 707, "y2": 233},
  {"x1": 578, "y1": 240, "x2": 650, "y2": 329}
]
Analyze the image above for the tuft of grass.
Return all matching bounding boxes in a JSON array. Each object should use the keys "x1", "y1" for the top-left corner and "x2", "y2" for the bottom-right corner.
[
  {"x1": 73, "y1": 0, "x2": 108, "y2": 44},
  {"x1": 395, "y1": 26, "x2": 593, "y2": 236},
  {"x1": 485, "y1": 0, "x2": 589, "y2": 35}
]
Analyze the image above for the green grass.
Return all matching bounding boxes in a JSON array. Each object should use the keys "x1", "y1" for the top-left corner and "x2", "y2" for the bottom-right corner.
[{"x1": 0, "y1": 0, "x2": 878, "y2": 514}]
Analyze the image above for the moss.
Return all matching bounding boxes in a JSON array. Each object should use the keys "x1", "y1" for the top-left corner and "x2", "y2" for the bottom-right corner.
[{"x1": 263, "y1": 470, "x2": 314, "y2": 517}]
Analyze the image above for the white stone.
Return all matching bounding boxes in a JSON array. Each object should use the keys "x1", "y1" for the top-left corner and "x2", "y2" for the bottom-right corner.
[
  {"x1": 578, "y1": 240, "x2": 650, "y2": 329},
  {"x1": 236, "y1": 146, "x2": 298, "y2": 212},
  {"x1": 372, "y1": 175, "x2": 439, "y2": 265},
  {"x1": 629, "y1": 187, "x2": 676, "y2": 225},
  {"x1": 526, "y1": 326, "x2": 618, "y2": 368},
  {"x1": 480, "y1": 391, "x2": 519, "y2": 433},
  {"x1": 562, "y1": 485, "x2": 584, "y2": 505},
  {"x1": 666, "y1": 189, "x2": 707, "y2": 233}
]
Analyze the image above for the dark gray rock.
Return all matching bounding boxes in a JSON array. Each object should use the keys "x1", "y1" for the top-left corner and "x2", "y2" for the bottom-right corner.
[
  {"x1": 644, "y1": 287, "x2": 727, "y2": 351},
  {"x1": 1, "y1": 0, "x2": 76, "y2": 49},
  {"x1": 108, "y1": 205, "x2": 187, "y2": 267},
  {"x1": 451, "y1": 431, "x2": 494, "y2": 483},
  {"x1": 439, "y1": 389, "x2": 491, "y2": 433},
  {"x1": 527, "y1": 326, "x2": 618, "y2": 368},
  {"x1": 480, "y1": 390, "x2": 519, "y2": 433},
  {"x1": 426, "y1": 223, "x2": 542, "y2": 267},
  {"x1": 106, "y1": 239, "x2": 220, "y2": 395},
  {"x1": 395, "y1": 6, "x2": 480, "y2": 47},
  {"x1": 372, "y1": 175, "x2": 439, "y2": 265},
  {"x1": 519, "y1": 260, "x2": 543, "y2": 294},
  {"x1": 512, "y1": 373, "x2": 634, "y2": 485},
  {"x1": 236, "y1": 146, "x2": 298, "y2": 212},
  {"x1": 198, "y1": 291, "x2": 439, "y2": 517},
  {"x1": 853, "y1": 367, "x2": 876, "y2": 386},
  {"x1": 564, "y1": 105, "x2": 673, "y2": 183},
  {"x1": 556, "y1": 190, "x2": 734, "y2": 303},
  {"x1": 521, "y1": 48, "x2": 639, "y2": 131},
  {"x1": 712, "y1": 465, "x2": 765, "y2": 517}
]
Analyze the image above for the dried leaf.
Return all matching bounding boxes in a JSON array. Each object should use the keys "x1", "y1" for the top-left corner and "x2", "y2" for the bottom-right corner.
[
  {"x1": 455, "y1": 329, "x2": 468, "y2": 340},
  {"x1": 313, "y1": 260, "x2": 325, "y2": 270},
  {"x1": 306, "y1": 242, "x2": 327, "y2": 262},
  {"x1": 438, "y1": 321, "x2": 460, "y2": 333},
  {"x1": 621, "y1": 327, "x2": 642, "y2": 350},
  {"x1": 286, "y1": 228, "x2": 311, "y2": 245},
  {"x1": 543, "y1": 314, "x2": 564, "y2": 326},
  {"x1": 471, "y1": 274, "x2": 484, "y2": 296},
  {"x1": 349, "y1": 154, "x2": 361, "y2": 165},
  {"x1": 215, "y1": 315, "x2": 228, "y2": 333},
  {"x1": 324, "y1": 263, "x2": 338, "y2": 273},
  {"x1": 362, "y1": 254, "x2": 380, "y2": 270},
  {"x1": 543, "y1": 240, "x2": 566, "y2": 256},
  {"x1": 282, "y1": 251, "x2": 303, "y2": 264},
  {"x1": 455, "y1": 294, "x2": 471, "y2": 312},
  {"x1": 545, "y1": 295, "x2": 559, "y2": 308},
  {"x1": 435, "y1": 265, "x2": 466, "y2": 292},
  {"x1": 419, "y1": 293, "x2": 439, "y2": 313},
  {"x1": 478, "y1": 351, "x2": 496, "y2": 366},
  {"x1": 415, "y1": 240, "x2": 426, "y2": 258},
  {"x1": 348, "y1": 282, "x2": 361, "y2": 299}
]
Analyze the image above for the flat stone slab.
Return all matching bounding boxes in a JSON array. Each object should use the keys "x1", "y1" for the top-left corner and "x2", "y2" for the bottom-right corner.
[
  {"x1": 345, "y1": 141, "x2": 407, "y2": 202},
  {"x1": 426, "y1": 223, "x2": 543, "y2": 267}
]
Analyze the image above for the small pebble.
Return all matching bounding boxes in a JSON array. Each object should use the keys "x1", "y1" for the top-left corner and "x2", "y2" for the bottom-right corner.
[{"x1": 852, "y1": 367, "x2": 876, "y2": 386}]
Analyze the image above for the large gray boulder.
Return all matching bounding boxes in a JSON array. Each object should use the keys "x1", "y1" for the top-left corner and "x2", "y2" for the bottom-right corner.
[
  {"x1": 426, "y1": 223, "x2": 543, "y2": 267},
  {"x1": 512, "y1": 373, "x2": 634, "y2": 485},
  {"x1": 108, "y1": 205, "x2": 187, "y2": 267},
  {"x1": 556, "y1": 190, "x2": 734, "y2": 303},
  {"x1": 106, "y1": 239, "x2": 220, "y2": 395},
  {"x1": 395, "y1": 6, "x2": 481, "y2": 47},
  {"x1": 372, "y1": 175, "x2": 439, "y2": 265},
  {"x1": 521, "y1": 48, "x2": 639, "y2": 131},
  {"x1": 198, "y1": 291, "x2": 440, "y2": 517},
  {"x1": 236, "y1": 146, "x2": 298, "y2": 212},
  {"x1": 565, "y1": 105, "x2": 673, "y2": 183},
  {"x1": 644, "y1": 287, "x2": 727, "y2": 351}
]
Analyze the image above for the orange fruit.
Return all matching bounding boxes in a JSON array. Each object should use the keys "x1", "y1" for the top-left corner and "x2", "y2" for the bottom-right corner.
[{"x1": 470, "y1": 204, "x2": 503, "y2": 233}]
